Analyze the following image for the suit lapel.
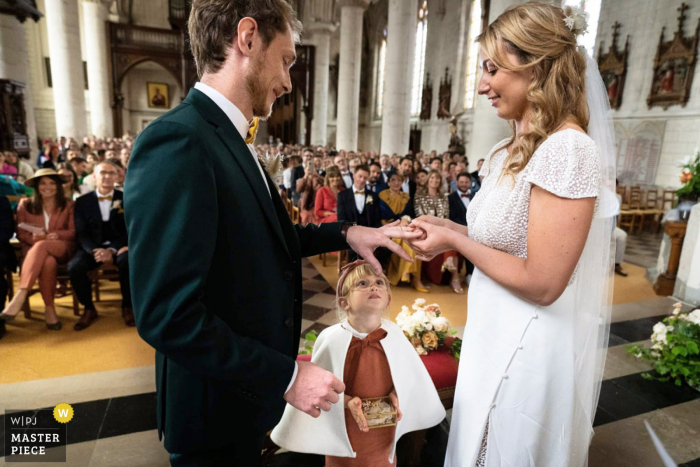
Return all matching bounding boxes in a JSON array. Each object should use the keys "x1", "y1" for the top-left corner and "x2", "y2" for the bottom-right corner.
[{"x1": 185, "y1": 89, "x2": 291, "y2": 259}]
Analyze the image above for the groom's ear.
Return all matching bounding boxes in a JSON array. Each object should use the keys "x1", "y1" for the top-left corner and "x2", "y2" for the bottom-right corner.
[{"x1": 236, "y1": 17, "x2": 259, "y2": 58}]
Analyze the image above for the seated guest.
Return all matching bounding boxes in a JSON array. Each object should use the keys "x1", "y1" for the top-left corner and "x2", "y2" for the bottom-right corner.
[
  {"x1": 36, "y1": 139, "x2": 52, "y2": 168},
  {"x1": 415, "y1": 169, "x2": 428, "y2": 195},
  {"x1": 380, "y1": 173, "x2": 426, "y2": 292},
  {"x1": 0, "y1": 151, "x2": 18, "y2": 176},
  {"x1": 399, "y1": 157, "x2": 417, "y2": 198},
  {"x1": 289, "y1": 155, "x2": 305, "y2": 205},
  {"x1": 337, "y1": 164, "x2": 382, "y2": 262},
  {"x1": 0, "y1": 196, "x2": 17, "y2": 310},
  {"x1": 367, "y1": 162, "x2": 388, "y2": 194},
  {"x1": 412, "y1": 159, "x2": 423, "y2": 176},
  {"x1": 297, "y1": 170, "x2": 323, "y2": 226},
  {"x1": 0, "y1": 170, "x2": 75, "y2": 330},
  {"x1": 312, "y1": 154, "x2": 326, "y2": 177},
  {"x1": 448, "y1": 172, "x2": 475, "y2": 282},
  {"x1": 69, "y1": 161, "x2": 132, "y2": 331},
  {"x1": 42, "y1": 145, "x2": 61, "y2": 170},
  {"x1": 56, "y1": 164, "x2": 81, "y2": 200},
  {"x1": 379, "y1": 154, "x2": 395, "y2": 183},
  {"x1": 70, "y1": 157, "x2": 88, "y2": 184},
  {"x1": 4, "y1": 150, "x2": 34, "y2": 183},
  {"x1": 414, "y1": 169, "x2": 463, "y2": 294},
  {"x1": 314, "y1": 165, "x2": 344, "y2": 224},
  {"x1": 334, "y1": 154, "x2": 353, "y2": 189}
]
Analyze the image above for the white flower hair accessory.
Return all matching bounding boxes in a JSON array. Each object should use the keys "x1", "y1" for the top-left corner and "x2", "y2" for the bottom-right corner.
[{"x1": 563, "y1": 5, "x2": 589, "y2": 37}]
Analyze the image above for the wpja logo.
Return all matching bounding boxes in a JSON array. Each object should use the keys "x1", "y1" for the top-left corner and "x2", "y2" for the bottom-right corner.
[{"x1": 3, "y1": 404, "x2": 72, "y2": 462}]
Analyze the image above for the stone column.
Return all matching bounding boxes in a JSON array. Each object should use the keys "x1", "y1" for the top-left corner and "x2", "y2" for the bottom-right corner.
[
  {"x1": 468, "y1": 0, "x2": 524, "y2": 161},
  {"x1": 674, "y1": 204, "x2": 700, "y2": 305},
  {"x1": 44, "y1": 0, "x2": 88, "y2": 140},
  {"x1": 308, "y1": 22, "x2": 335, "y2": 147},
  {"x1": 380, "y1": 0, "x2": 418, "y2": 156},
  {"x1": 82, "y1": 0, "x2": 113, "y2": 137},
  {"x1": 0, "y1": 14, "x2": 39, "y2": 156},
  {"x1": 336, "y1": 0, "x2": 368, "y2": 152}
]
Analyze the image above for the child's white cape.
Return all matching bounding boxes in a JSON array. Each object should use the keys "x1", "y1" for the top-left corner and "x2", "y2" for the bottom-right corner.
[{"x1": 270, "y1": 319, "x2": 446, "y2": 463}]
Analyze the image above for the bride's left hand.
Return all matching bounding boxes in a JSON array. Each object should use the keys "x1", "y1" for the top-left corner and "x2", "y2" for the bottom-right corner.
[{"x1": 407, "y1": 218, "x2": 457, "y2": 261}]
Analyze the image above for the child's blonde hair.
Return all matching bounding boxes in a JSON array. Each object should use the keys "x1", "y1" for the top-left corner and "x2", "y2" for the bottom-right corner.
[{"x1": 336, "y1": 263, "x2": 392, "y2": 322}]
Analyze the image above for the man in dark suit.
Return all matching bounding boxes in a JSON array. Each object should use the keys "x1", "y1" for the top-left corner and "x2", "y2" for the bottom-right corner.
[
  {"x1": 69, "y1": 160, "x2": 132, "y2": 331},
  {"x1": 379, "y1": 154, "x2": 396, "y2": 183},
  {"x1": 313, "y1": 154, "x2": 326, "y2": 177},
  {"x1": 334, "y1": 154, "x2": 353, "y2": 189},
  {"x1": 124, "y1": 4, "x2": 416, "y2": 465},
  {"x1": 399, "y1": 156, "x2": 417, "y2": 198},
  {"x1": 448, "y1": 171, "x2": 475, "y2": 280},
  {"x1": 367, "y1": 162, "x2": 388, "y2": 194}
]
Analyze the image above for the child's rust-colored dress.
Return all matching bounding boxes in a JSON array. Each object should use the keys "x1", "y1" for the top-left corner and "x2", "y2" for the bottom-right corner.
[{"x1": 326, "y1": 327, "x2": 397, "y2": 467}]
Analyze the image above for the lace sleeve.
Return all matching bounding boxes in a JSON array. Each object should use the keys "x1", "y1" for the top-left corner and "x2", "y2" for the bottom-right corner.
[
  {"x1": 479, "y1": 138, "x2": 510, "y2": 178},
  {"x1": 524, "y1": 131, "x2": 600, "y2": 199}
]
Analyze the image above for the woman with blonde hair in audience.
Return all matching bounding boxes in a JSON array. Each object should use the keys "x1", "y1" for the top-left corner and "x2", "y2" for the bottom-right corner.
[
  {"x1": 414, "y1": 169, "x2": 463, "y2": 294},
  {"x1": 314, "y1": 165, "x2": 344, "y2": 224},
  {"x1": 297, "y1": 167, "x2": 324, "y2": 226},
  {"x1": 56, "y1": 163, "x2": 81, "y2": 200},
  {"x1": 380, "y1": 173, "x2": 427, "y2": 292},
  {"x1": 0, "y1": 169, "x2": 75, "y2": 330}
]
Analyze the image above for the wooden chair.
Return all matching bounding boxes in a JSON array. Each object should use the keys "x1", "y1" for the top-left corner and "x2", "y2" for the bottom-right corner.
[
  {"x1": 284, "y1": 198, "x2": 294, "y2": 219},
  {"x1": 637, "y1": 188, "x2": 664, "y2": 233},
  {"x1": 660, "y1": 189, "x2": 676, "y2": 211},
  {"x1": 618, "y1": 187, "x2": 643, "y2": 233},
  {"x1": 337, "y1": 249, "x2": 349, "y2": 273},
  {"x1": 89, "y1": 263, "x2": 121, "y2": 304},
  {"x1": 291, "y1": 206, "x2": 300, "y2": 224}
]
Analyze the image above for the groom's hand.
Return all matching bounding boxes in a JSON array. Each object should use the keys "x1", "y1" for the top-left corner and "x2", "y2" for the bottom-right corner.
[
  {"x1": 284, "y1": 361, "x2": 345, "y2": 418},
  {"x1": 346, "y1": 222, "x2": 423, "y2": 274}
]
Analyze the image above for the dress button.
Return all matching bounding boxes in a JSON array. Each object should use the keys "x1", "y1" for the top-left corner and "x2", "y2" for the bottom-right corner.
[
  {"x1": 284, "y1": 271, "x2": 294, "y2": 281},
  {"x1": 284, "y1": 317, "x2": 294, "y2": 328},
  {"x1": 532, "y1": 312, "x2": 538, "y2": 319}
]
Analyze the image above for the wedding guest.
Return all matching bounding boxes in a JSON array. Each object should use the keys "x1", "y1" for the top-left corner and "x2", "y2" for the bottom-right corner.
[
  {"x1": 70, "y1": 157, "x2": 88, "y2": 183},
  {"x1": 379, "y1": 154, "x2": 395, "y2": 183},
  {"x1": 315, "y1": 166, "x2": 345, "y2": 224},
  {"x1": 120, "y1": 148, "x2": 131, "y2": 169},
  {"x1": 448, "y1": 172, "x2": 475, "y2": 283},
  {"x1": 282, "y1": 157, "x2": 293, "y2": 191},
  {"x1": 313, "y1": 154, "x2": 326, "y2": 177},
  {"x1": 335, "y1": 154, "x2": 353, "y2": 189},
  {"x1": 0, "y1": 151, "x2": 18, "y2": 176},
  {"x1": 380, "y1": 174, "x2": 426, "y2": 292},
  {"x1": 42, "y1": 145, "x2": 61, "y2": 170},
  {"x1": 338, "y1": 165, "x2": 383, "y2": 262},
  {"x1": 290, "y1": 155, "x2": 305, "y2": 205},
  {"x1": 297, "y1": 170, "x2": 323, "y2": 226},
  {"x1": 412, "y1": 159, "x2": 422, "y2": 176},
  {"x1": 471, "y1": 158, "x2": 485, "y2": 179},
  {"x1": 36, "y1": 139, "x2": 52, "y2": 167},
  {"x1": 367, "y1": 162, "x2": 388, "y2": 194},
  {"x1": 4, "y1": 151, "x2": 33, "y2": 183},
  {"x1": 414, "y1": 170, "x2": 463, "y2": 294},
  {"x1": 69, "y1": 161, "x2": 132, "y2": 330},
  {"x1": 56, "y1": 164, "x2": 81, "y2": 200},
  {"x1": 399, "y1": 157, "x2": 416, "y2": 198},
  {"x1": 415, "y1": 169, "x2": 428, "y2": 195},
  {"x1": 0, "y1": 196, "x2": 17, "y2": 315},
  {"x1": 66, "y1": 149, "x2": 80, "y2": 162},
  {"x1": 0, "y1": 170, "x2": 75, "y2": 330}
]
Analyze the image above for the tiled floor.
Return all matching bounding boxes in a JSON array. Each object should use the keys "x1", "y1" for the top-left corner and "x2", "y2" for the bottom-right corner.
[
  {"x1": 2, "y1": 257, "x2": 699, "y2": 466},
  {"x1": 624, "y1": 230, "x2": 664, "y2": 269}
]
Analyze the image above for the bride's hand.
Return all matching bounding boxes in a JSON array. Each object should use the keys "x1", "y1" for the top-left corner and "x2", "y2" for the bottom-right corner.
[
  {"x1": 413, "y1": 215, "x2": 465, "y2": 235},
  {"x1": 406, "y1": 219, "x2": 458, "y2": 261}
]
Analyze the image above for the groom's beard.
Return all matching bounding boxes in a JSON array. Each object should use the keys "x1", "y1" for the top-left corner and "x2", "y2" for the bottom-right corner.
[{"x1": 246, "y1": 54, "x2": 272, "y2": 119}]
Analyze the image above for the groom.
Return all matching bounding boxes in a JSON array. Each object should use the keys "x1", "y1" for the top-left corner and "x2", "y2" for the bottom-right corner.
[{"x1": 124, "y1": 1, "x2": 416, "y2": 465}]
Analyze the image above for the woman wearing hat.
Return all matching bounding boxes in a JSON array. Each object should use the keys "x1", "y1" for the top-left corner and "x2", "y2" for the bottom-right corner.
[{"x1": 0, "y1": 169, "x2": 75, "y2": 330}]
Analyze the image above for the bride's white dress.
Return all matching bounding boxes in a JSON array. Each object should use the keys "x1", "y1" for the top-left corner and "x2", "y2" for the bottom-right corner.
[{"x1": 445, "y1": 129, "x2": 601, "y2": 467}]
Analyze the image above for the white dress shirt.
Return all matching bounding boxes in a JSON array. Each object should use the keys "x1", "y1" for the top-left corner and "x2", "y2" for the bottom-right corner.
[
  {"x1": 457, "y1": 190, "x2": 471, "y2": 210},
  {"x1": 341, "y1": 172, "x2": 353, "y2": 189},
  {"x1": 194, "y1": 82, "x2": 270, "y2": 196},
  {"x1": 195, "y1": 82, "x2": 296, "y2": 391},
  {"x1": 353, "y1": 187, "x2": 366, "y2": 214},
  {"x1": 97, "y1": 190, "x2": 114, "y2": 222},
  {"x1": 402, "y1": 177, "x2": 410, "y2": 194}
]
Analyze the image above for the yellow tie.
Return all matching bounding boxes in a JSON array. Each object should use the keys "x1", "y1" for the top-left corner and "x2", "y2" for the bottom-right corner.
[
  {"x1": 245, "y1": 117, "x2": 259, "y2": 144},
  {"x1": 98, "y1": 196, "x2": 113, "y2": 202},
  {"x1": 355, "y1": 191, "x2": 364, "y2": 195}
]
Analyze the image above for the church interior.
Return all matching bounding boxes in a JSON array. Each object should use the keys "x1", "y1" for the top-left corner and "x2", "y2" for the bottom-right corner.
[{"x1": 1, "y1": 0, "x2": 700, "y2": 465}]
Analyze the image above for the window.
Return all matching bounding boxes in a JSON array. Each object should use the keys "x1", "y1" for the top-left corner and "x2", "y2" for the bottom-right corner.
[
  {"x1": 410, "y1": 1, "x2": 429, "y2": 116},
  {"x1": 463, "y1": 0, "x2": 482, "y2": 110},
  {"x1": 562, "y1": 0, "x2": 602, "y2": 58},
  {"x1": 376, "y1": 29, "x2": 388, "y2": 118}
]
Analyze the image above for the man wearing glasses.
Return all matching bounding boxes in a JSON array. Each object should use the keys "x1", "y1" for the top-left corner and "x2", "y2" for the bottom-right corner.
[{"x1": 69, "y1": 160, "x2": 132, "y2": 331}]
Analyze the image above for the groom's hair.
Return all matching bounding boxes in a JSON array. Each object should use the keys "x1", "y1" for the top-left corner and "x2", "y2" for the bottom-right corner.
[{"x1": 189, "y1": 0, "x2": 302, "y2": 77}]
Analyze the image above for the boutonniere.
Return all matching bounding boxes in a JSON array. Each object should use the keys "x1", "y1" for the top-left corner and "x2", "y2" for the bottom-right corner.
[
  {"x1": 366, "y1": 195, "x2": 374, "y2": 205},
  {"x1": 112, "y1": 200, "x2": 124, "y2": 213}
]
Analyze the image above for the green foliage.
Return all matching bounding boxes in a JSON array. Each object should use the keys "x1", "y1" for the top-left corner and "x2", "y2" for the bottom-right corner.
[
  {"x1": 298, "y1": 329, "x2": 318, "y2": 355},
  {"x1": 451, "y1": 338, "x2": 462, "y2": 361},
  {"x1": 626, "y1": 309, "x2": 700, "y2": 392}
]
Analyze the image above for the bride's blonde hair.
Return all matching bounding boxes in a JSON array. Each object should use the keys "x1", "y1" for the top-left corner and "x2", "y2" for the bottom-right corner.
[{"x1": 478, "y1": 2, "x2": 589, "y2": 178}]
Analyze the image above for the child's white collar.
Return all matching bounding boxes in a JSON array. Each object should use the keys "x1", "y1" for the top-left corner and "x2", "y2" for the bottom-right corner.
[{"x1": 341, "y1": 320, "x2": 383, "y2": 339}]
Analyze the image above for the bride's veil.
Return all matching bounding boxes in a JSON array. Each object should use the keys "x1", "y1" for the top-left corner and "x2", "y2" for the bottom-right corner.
[{"x1": 570, "y1": 48, "x2": 617, "y2": 466}]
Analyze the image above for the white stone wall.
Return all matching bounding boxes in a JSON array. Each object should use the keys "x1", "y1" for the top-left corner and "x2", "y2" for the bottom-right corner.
[{"x1": 596, "y1": 0, "x2": 700, "y2": 188}]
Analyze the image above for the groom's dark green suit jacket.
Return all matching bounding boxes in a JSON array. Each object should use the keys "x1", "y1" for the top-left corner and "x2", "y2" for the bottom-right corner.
[{"x1": 124, "y1": 89, "x2": 348, "y2": 454}]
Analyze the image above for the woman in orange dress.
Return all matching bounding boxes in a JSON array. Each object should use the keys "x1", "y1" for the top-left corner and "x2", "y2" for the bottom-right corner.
[
  {"x1": 0, "y1": 169, "x2": 75, "y2": 330},
  {"x1": 314, "y1": 165, "x2": 344, "y2": 224}
]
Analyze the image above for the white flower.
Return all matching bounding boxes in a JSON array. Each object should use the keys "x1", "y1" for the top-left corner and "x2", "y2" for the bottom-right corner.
[
  {"x1": 431, "y1": 316, "x2": 450, "y2": 333},
  {"x1": 652, "y1": 322, "x2": 668, "y2": 344},
  {"x1": 563, "y1": 5, "x2": 589, "y2": 36},
  {"x1": 412, "y1": 298, "x2": 427, "y2": 311},
  {"x1": 652, "y1": 322, "x2": 666, "y2": 334},
  {"x1": 415, "y1": 345, "x2": 427, "y2": 356},
  {"x1": 673, "y1": 302, "x2": 682, "y2": 315},
  {"x1": 651, "y1": 342, "x2": 663, "y2": 351},
  {"x1": 396, "y1": 309, "x2": 411, "y2": 328},
  {"x1": 687, "y1": 309, "x2": 700, "y2": 326}
]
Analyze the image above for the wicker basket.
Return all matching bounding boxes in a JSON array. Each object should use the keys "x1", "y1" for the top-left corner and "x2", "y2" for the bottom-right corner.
[{"x1": 361, "y1": 396, "x2": 397, "y2": 429}]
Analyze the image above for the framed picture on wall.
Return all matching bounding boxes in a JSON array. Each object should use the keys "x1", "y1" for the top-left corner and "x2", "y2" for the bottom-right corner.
[{"x1": 147, "y1": 82, "x2": 169, "y2": 109}]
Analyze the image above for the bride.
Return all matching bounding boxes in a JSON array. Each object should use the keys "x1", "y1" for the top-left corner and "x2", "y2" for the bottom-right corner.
[{"x1": 407, "y1": 3, "x2": 617, "y2": 466}]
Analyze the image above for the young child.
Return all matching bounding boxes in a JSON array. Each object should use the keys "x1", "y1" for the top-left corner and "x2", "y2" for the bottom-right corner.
[{"x1": 271, "y1": 260, "x2": 445, "y2": 466}]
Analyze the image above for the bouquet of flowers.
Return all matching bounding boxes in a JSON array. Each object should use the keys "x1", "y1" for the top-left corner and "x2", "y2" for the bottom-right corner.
[
  {"x1": 627, "y1": 302, "x2": 700, "y2": 392},
  {"x1": 677, "y1": 149, "x2": 700, "y2": 201},
  {"x1": 395, "y1": 299, "x2": 455, "y2": 356}
]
